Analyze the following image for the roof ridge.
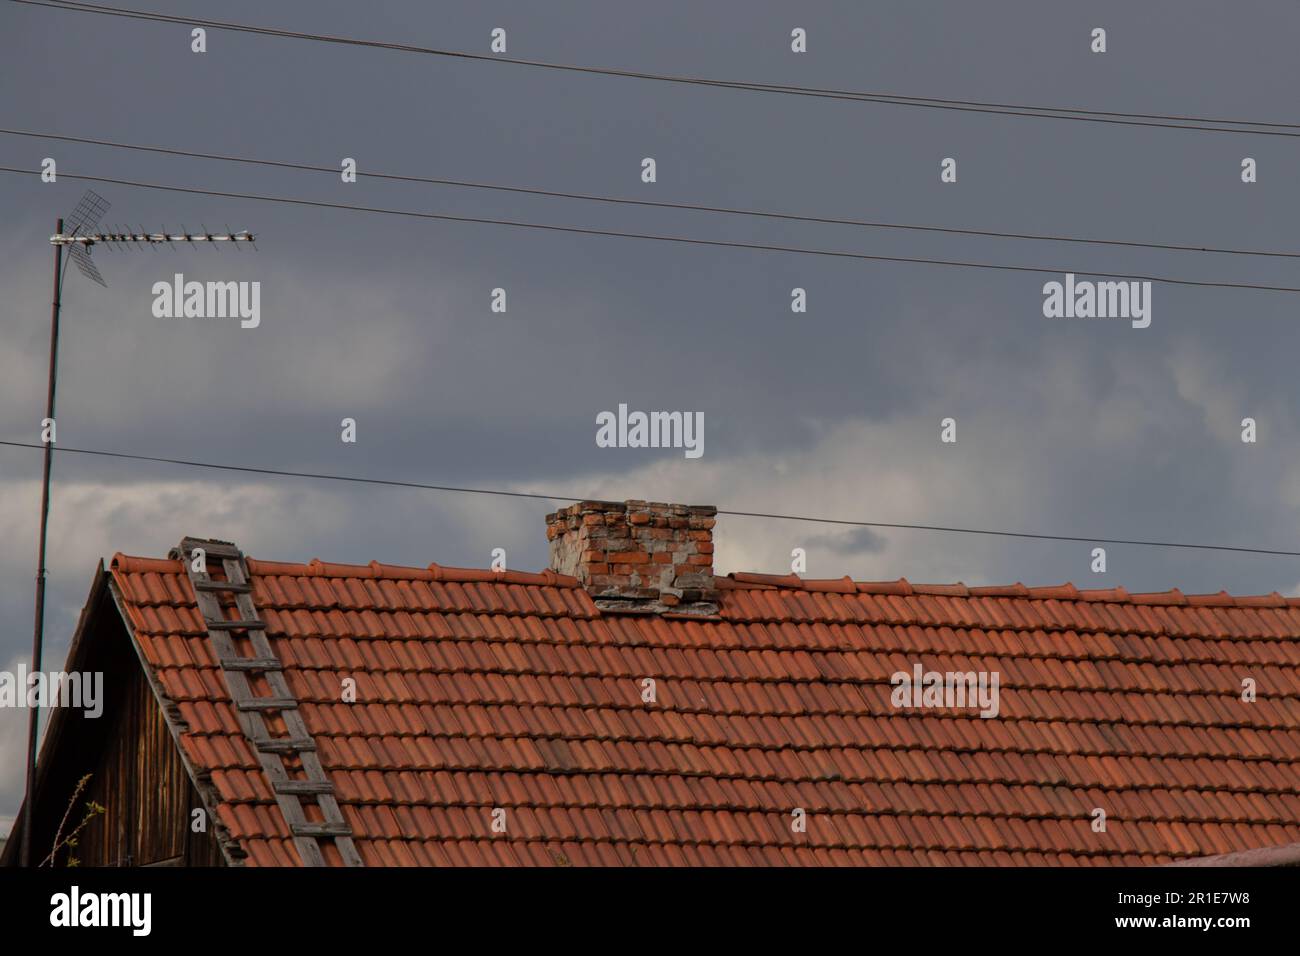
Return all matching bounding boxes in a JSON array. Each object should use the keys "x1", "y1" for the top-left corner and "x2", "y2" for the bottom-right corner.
[
  {"x1": 720, "y1": 572, "x2": 1299, "y2": 607},
  {"x1": 111, "y1": 552, "x2": 582, "y2": 589},
  {"x1": 111, "y1": 552, "x2": 1300, "y2": 606}
]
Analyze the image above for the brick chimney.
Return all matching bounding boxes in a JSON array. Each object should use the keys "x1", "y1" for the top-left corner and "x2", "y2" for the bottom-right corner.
[{"x1": 546, "y1": 500, "x2": 718, "y2": 613}]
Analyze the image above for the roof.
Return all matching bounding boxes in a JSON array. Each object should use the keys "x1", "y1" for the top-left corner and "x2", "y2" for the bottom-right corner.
[{"x1": 107, "y1": 553, "x2": 1300, "y2": 866}]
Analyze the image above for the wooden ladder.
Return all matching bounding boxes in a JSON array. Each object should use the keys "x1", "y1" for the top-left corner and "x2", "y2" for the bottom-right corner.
[{"x1": 175, "y1": 536, "x2": 363, "y2": 867}]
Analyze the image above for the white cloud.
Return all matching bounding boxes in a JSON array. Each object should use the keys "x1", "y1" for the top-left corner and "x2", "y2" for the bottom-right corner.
[
  {"x1": 516, "y1": 411, "x2": 1031, "y2": 585},
  {"x1": 0, "y1": 477, "x2": 350, "y2": 605},
  {"x1": 1168, "y1": 343, "x2": 1246, "y2": 445},
  {"x1": 0, "y1": 652, "x2": 34, "y2": 831}
]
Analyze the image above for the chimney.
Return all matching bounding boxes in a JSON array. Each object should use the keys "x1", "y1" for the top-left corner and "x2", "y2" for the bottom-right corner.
[{"x1": 546, "y1": 500, "x2": 718, "y2": 613}]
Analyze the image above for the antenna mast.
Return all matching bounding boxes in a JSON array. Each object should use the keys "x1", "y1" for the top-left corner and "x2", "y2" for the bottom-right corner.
[{"x1": 19, "y1": 190, "x2": 254, "y2": 866}]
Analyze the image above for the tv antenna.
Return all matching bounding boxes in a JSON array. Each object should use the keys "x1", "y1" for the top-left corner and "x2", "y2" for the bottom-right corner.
[
  {"x1": 52, "y1": 190, "x2": 257, "y2": 287},
  {"x1": 18, "y1": 190, "x2": 255, "y2": 866}
]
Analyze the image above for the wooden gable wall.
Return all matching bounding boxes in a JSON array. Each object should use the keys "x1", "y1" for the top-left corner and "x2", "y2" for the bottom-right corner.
[{"x1": 9, "y1": 570, "x2": 225, "y2": 867}]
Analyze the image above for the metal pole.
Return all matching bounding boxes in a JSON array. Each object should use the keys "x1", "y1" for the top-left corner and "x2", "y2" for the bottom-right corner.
[{"x1": 21, "y1": 218, "x2": 63, "y2": 867}]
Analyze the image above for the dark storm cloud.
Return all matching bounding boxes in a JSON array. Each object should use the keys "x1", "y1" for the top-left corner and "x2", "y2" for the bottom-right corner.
[{"x1": 1, "y1": 0, "x2": 1299, "y2": 818}]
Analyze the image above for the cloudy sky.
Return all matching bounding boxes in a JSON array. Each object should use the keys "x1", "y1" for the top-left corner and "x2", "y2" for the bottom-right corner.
[{"x1": 2, "y1": 0, "x2": 1299, "y2": 827}]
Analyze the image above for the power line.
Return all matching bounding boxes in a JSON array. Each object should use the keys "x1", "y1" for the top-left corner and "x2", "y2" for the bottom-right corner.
[
  {"x1": 4, "y1": 166, "x2": 1300, "y2": 294},
  {"x1": 14, "y1": 0, "x2": 1300, "y2": 139},
  {"x1": 1, "y1": 438, "x2": 1296, "y2": 558},
  {"x1": 7, "y1": 126, "x2": 1299, "y2": 262},
  {"x1": 0, "y1": 439, "x2": 566, "y2": 503}
]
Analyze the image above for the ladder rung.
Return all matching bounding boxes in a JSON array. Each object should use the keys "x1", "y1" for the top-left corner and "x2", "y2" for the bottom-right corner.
[
  {"x1": 274, "y1": 780, "x2": 336, "y2": 796},
  {"x1": 218, "y1": 656, "x2": 283, "y2": 672},
  {"x1": 256, "y1": 738, "x2": 317, "y2": 754},
  {"x1": 193, "y1": 579, "x2": 252, "y2": 593},
  {"x1": 235, "y1": 697, "x2": 298, "y2": 711},
  {"x1": 206, "y1": 619, "x2": 267, "y2": 630},
  {"x1": 291, "y1": 822, "x2": 353, "y2": 838}
]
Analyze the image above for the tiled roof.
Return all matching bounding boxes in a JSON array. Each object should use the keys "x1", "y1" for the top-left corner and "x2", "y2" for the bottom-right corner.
[{"x1": 108, "y1": 554, "x2": 1300, "y2": 866}]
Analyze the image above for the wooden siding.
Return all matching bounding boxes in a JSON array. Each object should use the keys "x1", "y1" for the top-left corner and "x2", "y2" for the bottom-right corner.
[{"x1": 72, "y1": 656, "x2": 222, "y2": 866}]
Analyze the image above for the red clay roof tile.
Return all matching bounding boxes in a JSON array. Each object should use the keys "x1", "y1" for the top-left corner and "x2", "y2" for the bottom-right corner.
[{"x1": 106, "y1": 554, "x2": 1300, "y2": 866}]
